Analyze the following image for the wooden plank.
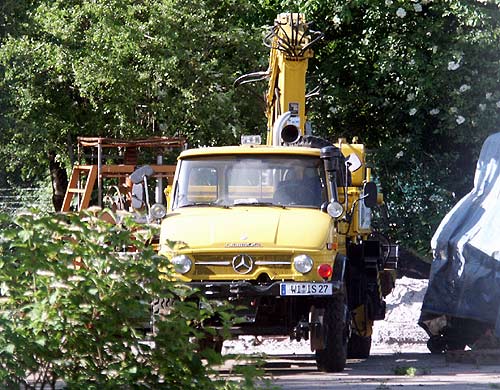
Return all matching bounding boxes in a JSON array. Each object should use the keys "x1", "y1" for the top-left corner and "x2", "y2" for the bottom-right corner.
[
  {"x1": 62, "y1": 167, "x2": 84, "y2": 212},
  {"x1": 77, "y1": 136, "x2": 185, "y2": 149},
  {"x1": 100, "y1": 165, "x2": 176, "y2": 174},
  {"x1": 79, "y1": 166, "x2": 97, "y2": 210}
]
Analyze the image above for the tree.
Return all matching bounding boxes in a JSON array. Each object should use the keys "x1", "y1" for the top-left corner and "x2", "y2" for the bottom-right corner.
[{"x1": 0, "y1": 0, "x2": 266, "y2": 201}]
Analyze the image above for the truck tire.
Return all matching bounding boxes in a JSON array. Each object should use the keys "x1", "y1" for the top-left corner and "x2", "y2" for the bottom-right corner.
[
  {"x1": 315, "y1": 291, "x2": 349, "y2": 372},
  {"x1": 427, "y1": 335, "x2": 466, "y2": 354},
  {"x1": 347, "y1": 333, "x2": 372, "y2": 359}
]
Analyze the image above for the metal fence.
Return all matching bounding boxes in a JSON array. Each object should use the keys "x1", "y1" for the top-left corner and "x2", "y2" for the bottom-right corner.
[{"x1": 0, "y1": 187, "x2": 52, "y2": 214}]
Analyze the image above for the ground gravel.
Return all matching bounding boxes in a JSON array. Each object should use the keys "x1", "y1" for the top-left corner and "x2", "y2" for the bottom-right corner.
[{"x1": 224, "y1": 277, "x2": 430, "y2": 355}]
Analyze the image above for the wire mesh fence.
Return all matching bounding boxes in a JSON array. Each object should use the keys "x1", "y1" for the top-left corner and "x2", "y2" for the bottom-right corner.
[{"x1": 0, "y1": 187, "x2": 53, "y2": 214}]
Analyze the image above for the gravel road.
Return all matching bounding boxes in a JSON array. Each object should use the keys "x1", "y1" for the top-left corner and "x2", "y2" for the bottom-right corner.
[
  {"x1": 223, "y1": 277, "x2": 500, "y2": 389},
  {"x1": 267, "y1": 349, "x2": 500, "y2": 390}
]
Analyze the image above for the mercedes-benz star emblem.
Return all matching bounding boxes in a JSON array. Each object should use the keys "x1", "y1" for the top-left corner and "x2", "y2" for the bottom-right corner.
[{"x1": 232, "y1": 254, "x2": 254, "y2": 274}]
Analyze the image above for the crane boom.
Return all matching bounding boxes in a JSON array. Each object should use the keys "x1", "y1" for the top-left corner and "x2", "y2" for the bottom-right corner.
[{"x1": 265, "y1": 13, "x2": 321, "y2": 146}]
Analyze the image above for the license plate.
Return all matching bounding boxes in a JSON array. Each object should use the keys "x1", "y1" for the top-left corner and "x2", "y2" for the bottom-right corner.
[{"x1": 280, "y1": 282, "x2": 333, "y2": 296}]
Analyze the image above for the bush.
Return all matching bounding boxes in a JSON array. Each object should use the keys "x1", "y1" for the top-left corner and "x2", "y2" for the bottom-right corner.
[
  {"x1": 371, "y1": 139, "x2": 456, "y2": 256},
  {"x1": 0, "y1": 211, "x2": 265, "y2": 389}
]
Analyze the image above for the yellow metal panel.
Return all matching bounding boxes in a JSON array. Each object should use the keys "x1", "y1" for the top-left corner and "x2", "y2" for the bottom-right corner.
[
  {"x1": 160, "y1": 207, "x2": 331, "y2": 251},
  {"x1": 178, "y1": 145, "x2": 321, "y2": 159},
  {"x1": 159, "y1": 206, "x2": 339, "y2": 282},
  {"x1": 277, "y1": 57, "x2": 309, "y2": 134},
  {"x1": 335, "y1": 142, "x2": 366, "y2": 186}
]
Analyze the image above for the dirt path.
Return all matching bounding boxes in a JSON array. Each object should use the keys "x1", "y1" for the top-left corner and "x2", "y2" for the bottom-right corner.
[
  {"x1": 223, "y1": 277, "x2": 500, "y2": 389},
  {"x1": 258, "y1": 350, "x2": 500, "y2": 389}
]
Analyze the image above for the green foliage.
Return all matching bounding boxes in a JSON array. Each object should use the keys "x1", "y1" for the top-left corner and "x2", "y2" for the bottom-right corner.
[
  {"x1": 0, "y1": 0, "x2": 266, "y2": 180},
  {"x1": 0, "y1": 210, "x2": 263, "y2": 389},
  {"x1": 371, "y1": 138, "x2": 457, "y2": 254},
  {"x1": 393, "y1": 365, "x2": 417, "y2": 376},
  {"x1": 3, "y1": 1, "x2": 500, "y2": 253}
]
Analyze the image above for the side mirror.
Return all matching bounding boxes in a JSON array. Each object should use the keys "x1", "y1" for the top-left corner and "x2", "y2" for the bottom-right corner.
[
  {"x1": 345, "y1": 154, "x2": 362, "y2": 173},
  {"x1": 363, "y1": 182, "x2": 378, "y2": 209}
]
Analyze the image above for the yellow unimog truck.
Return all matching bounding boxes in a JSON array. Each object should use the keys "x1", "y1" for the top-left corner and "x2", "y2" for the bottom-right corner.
[{"x1": 157, "y1": 13, "x2": 397, "y2": 372}]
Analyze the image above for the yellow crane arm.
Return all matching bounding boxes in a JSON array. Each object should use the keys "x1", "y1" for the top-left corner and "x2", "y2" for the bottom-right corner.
[{"x1": 264, "y1": 13, "x2": 321, "y2": 146}]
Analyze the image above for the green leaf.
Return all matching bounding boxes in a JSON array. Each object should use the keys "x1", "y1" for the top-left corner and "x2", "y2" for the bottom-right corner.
[
  {"x1": 49, "y1": 291, "x2": 58, "y2": 305},
  {"x1": 35, "y1": 337, "x2": 46, "y2": 347},
  {"x1": 17, "y1": 230, "x2": 31, "y2": 242},
  {"x1": 2, "y1": 344, "x2": 15, "y2": 354}
]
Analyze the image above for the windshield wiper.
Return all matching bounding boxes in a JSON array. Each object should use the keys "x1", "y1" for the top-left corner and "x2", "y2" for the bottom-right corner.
[
  {"x1": 232, "y1": 201, "x2": 286, "y2": 208},
  {"x1": 179, "y1": 202, "x2": 229, "y2": 209}
]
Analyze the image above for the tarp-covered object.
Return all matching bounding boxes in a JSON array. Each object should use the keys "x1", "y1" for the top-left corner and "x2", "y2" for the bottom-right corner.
[{"x1": 420, "y1": 132, "x2": 500, "y2": 337}]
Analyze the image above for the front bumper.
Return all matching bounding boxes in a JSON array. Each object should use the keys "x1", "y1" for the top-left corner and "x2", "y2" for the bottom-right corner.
[{"x1": 189, "y1": 280, "x2": 343, "y2": 299}]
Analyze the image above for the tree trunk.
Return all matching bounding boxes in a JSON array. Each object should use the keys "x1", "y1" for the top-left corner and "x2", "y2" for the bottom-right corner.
[{"x1": 48, "y1": 151, "x2": 68, "y2": 212}]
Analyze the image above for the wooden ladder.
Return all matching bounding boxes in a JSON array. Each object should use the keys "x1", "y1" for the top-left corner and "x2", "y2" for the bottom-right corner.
[{"x1": 61, "y1": 165, "x2": 98, "y2": 212}]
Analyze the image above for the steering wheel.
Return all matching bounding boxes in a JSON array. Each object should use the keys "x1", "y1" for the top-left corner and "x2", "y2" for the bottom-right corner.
[{"x1": 274, "y1": 183, "x2": 317, "y2": 206}]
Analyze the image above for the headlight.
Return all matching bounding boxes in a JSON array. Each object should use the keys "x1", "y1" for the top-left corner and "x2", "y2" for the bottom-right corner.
[
  {"x1": 293, "y1": 254, "x2": 314, "y2": 274},
  {"x1": 150, "y1": 203, "x2": 167, "y2": 220},
  {"x1": 327, "y1": 201, "x2": 344, "y2": 219},
  {"x1": 170, "y1": 255, "x2": 192, "y2": 274}
]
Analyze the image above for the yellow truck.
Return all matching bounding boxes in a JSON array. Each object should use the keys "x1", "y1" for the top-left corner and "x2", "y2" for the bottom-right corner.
[{"x1": 157, "y1": 13, "x2": 397, "y2": 372}]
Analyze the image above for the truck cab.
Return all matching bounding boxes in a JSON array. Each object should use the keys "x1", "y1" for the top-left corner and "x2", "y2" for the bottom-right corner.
[{"x1": 161, "y1": 145, "x2": 333, "y2": 285}]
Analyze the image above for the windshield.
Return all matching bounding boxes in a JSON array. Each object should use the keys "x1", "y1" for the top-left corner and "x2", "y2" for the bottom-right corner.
[{"x1": 172, "y1": 155, "x2": 327, "y2": 209}]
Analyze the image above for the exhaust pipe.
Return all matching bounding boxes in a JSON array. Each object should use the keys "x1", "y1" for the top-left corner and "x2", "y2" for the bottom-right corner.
[
  {"x1": 281, "y1": 124, "x2": 301, "y2": 144},
  {"x1": 272, "y1": 112, "x2": 301, "y2": 146}
]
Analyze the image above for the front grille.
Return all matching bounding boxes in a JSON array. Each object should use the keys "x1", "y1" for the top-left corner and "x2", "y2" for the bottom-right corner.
[{"x1": 193, "y1": 254, "x2": 291, "y2": 277}]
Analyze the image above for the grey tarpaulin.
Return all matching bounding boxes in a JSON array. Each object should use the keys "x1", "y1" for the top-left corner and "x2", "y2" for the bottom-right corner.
[{"x1": 420, "y1": 132, "x2": 500, "y2": 337}]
